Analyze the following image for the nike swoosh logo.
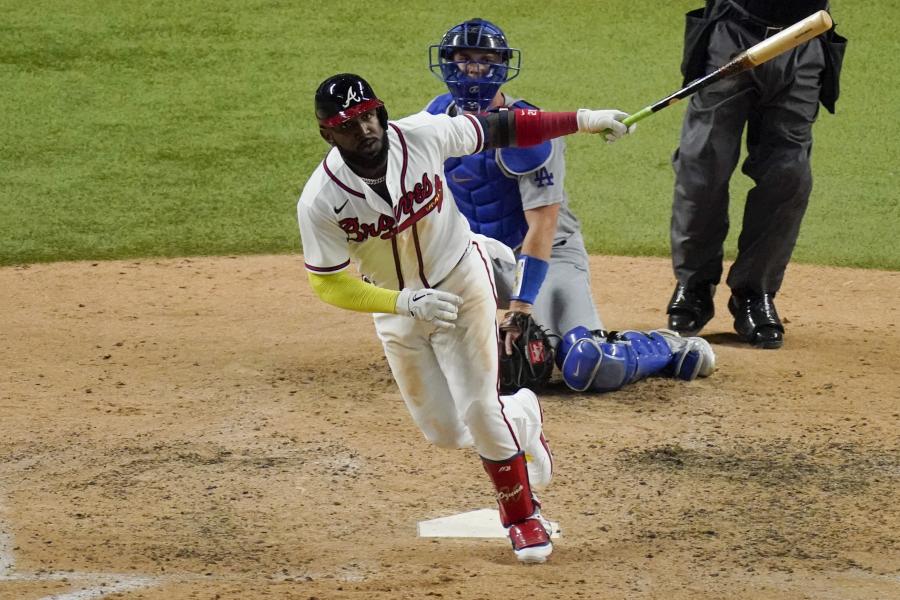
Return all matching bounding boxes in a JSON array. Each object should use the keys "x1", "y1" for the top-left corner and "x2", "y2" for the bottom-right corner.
[
  {"x1": 451, "y1": 174, "x2": 474, "y2": 184},
  {"x1": 412, "y1": 293, "x2": 431, "y2": 302},
  {"x1": 333, "y1": 199, "x2": 350, "y2": 214}
]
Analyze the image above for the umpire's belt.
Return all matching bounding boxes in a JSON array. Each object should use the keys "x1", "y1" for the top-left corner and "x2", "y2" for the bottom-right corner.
[
  {"x1": 745, "y1": 22, "x2": 784, "y2": 39},
  {"x1": 726, "y1": 0, "x2": 785, "y2": 39}
]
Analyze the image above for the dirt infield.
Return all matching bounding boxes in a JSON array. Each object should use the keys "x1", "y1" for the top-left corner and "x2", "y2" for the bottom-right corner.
[{"x1": 1, "y1": 255, "x2": 898, "y2": 599}]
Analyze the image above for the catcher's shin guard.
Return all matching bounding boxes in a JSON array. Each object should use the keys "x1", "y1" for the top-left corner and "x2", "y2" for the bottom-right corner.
[
  {"x1": 482, "y1": 452, "x2": 553, "y2": 563},
  {"x1": 560, "y1": 328, "x2": 680, "y2": 392},
  {"x1": 614, "y1": 330, "x2": 673, "y2": 381}
]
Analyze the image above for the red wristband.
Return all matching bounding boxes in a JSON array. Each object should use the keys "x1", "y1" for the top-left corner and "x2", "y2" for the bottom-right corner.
[{"x1": 513, "y1": 109, "x2": 578, "y2": 147}]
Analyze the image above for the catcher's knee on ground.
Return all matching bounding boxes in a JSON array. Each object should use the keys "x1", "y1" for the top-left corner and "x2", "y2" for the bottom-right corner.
[{"x1": 559, "y1": 327, "x2": 670, "y2": 392}]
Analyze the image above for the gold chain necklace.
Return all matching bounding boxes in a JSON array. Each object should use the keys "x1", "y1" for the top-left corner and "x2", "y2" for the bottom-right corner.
[{"x1": 359, "y1": 174, "x2": 385, "y2": 185}]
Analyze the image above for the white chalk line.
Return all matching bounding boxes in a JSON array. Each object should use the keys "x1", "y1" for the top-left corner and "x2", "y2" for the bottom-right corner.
[
  {"x1": 0, "y1": 529, "x2": 13, "y2": 576},
  {"x1": 0, "y1": 492, "x2": 162, "y2": 599},
  {"x1": 0, "y1": 572, "x2": 160, "y2": 600},
  {"x1": 41, "y1": 579, "x2": 157, "y2": 600},
  {"x1": 0, "y1": 497, "x2": 14, "y2": 575}
]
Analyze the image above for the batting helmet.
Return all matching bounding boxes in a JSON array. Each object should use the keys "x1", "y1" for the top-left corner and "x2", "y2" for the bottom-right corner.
[
  {"x1": 428, "y1": 19, "x2": 521, "y2": 113},
  {"x1": 314, "y1": 73, "x2": 388, "y2": 129}
]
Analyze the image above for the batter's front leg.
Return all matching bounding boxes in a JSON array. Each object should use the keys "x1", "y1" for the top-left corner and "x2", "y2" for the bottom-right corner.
[
  {"x1": 409, "y1": 242, "x2": 555, "y2": 563},
  {"x1": 433, "y1": 244, "x2": 522, "y2": 461},
  {"x1": 373, "y1": 312, "x2": 473, "y2": 450}
]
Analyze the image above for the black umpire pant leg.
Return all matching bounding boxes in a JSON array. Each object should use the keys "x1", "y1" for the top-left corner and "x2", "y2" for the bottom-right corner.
[
  {"x1": 726, "y1": 37, "x2": 825, "y2": 296},
  {"x1": 671, "y1": 44, "x2": 756, "y2": 288}
]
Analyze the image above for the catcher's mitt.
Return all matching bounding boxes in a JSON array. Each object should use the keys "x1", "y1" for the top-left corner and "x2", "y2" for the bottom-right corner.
[{"x1": 498, "y1": 311, "x2": 557, "y2": 393}]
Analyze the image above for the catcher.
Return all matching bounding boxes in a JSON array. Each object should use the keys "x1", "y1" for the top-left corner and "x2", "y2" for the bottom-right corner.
[
  {"x1": 425, "y1": 19, "x2": 609, "y2": 354},
  {"x1": 423, "y1": 19, "x2": 717, "y2": 394}
]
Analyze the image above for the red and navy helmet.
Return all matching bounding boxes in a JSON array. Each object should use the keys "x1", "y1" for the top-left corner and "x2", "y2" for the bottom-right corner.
[
  {"x1": 314, "y1": 73, "x2": 388, "y2": 129},
  {"x1": 428, "y1": 19, "x2": 521, "y2": 112}
]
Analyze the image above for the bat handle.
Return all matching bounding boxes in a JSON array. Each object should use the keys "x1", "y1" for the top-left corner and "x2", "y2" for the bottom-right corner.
[
  {"x1": 622, "y1": 106, "x2": 653, "y2": 127},
  {"x1": 599, "y1": 106, "x2": 654, "y2": 138}
]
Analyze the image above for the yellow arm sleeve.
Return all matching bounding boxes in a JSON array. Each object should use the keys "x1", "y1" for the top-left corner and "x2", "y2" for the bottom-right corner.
[{"x1": 307, "y1": 271, "x2": 400, "y2": 314}]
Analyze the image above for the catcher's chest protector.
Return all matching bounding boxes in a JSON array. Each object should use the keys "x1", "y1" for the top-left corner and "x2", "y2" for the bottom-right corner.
[
  {"x1": 444, "y1": 154, "x2": 528, "y2": 249},
  {"x1": 425, "y1": 93, "x2": 531, "y2": 249}
]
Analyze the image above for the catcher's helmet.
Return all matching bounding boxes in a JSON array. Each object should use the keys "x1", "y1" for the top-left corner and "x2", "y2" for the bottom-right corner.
[
  {"x1": 428, "y1": 19, "x2": 521, "y2": 113},
  {"x1": 314, "y1": 73, "x2": 388, "y2": 129}
]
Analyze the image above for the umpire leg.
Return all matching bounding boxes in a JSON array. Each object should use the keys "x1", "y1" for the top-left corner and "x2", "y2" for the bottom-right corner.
[
  {"x1": 671, "y1": 22, "x2": 755, "y2": 288},
  {"x1": 726, "y1": 39, "x2": 825, "y2": 295}
]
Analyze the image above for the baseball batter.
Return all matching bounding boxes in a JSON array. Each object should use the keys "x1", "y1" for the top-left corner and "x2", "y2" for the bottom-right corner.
[{"x1": 297, "y1": 73, "x2": 633, "y2": 562}]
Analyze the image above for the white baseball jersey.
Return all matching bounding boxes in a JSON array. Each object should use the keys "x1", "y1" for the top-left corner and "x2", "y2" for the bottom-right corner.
[
  {"x1": 298, "y1": 111, "x2": 486, "y2": 290},
  {"x1": 297, "y1": 110, "x2": 534, "y2": 463}
]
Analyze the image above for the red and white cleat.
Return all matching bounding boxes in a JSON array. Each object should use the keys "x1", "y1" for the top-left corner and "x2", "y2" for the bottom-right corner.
[{"x1": 508, "y1": 513, "x2": 553, "y2": 563}]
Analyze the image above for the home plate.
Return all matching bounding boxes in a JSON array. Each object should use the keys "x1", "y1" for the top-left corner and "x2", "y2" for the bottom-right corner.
[{"x1": 417, "y1": 509, "x2": 561, "y2": 538}]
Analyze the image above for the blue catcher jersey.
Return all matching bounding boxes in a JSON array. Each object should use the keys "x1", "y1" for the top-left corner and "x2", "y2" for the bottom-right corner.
[{"x1": 425, "y1": 93, "x2": 552, "y2": 250}]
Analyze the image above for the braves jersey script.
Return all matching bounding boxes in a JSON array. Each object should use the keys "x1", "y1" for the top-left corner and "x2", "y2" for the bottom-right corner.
[{"x1": 298, "y1": 111, "x2": 485, "y2": 290}]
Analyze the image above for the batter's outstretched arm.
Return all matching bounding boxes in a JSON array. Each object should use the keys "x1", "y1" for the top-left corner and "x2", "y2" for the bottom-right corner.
[{"x1": 478, "y1": 108, "x2": 633, "y2": 150}]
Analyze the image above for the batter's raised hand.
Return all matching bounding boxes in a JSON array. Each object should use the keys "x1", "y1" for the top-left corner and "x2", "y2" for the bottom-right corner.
[
  {"x1": 397, "y1": 288, "x2": 464, "y2": 329},
  {"x1": 576, "y1": 109, "x2": 635, "y2": 143}
]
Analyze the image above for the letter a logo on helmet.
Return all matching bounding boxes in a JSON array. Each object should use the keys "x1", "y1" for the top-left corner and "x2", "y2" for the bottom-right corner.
[
  {"x1": 342, "y1": 86, "x2": 365, "y2": 109},
  {"x1": 315, "y1": 73, "x2": 387, "y2": 128}
]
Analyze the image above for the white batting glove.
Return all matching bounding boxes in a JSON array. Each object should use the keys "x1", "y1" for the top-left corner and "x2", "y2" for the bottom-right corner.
[
  {"x1": 576, "y1": 109, "x2": 634, "y2": 143},
  {"x1": 396, "y1": 288, "x2": 464, "y2": 329}
]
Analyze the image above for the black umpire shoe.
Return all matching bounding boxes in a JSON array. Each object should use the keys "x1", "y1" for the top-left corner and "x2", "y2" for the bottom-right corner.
[
  {"x1": 666, "y1": 282, "x2": 715, "y2": 336},
  {"x1": 728, "y1": 291, "x2": 784, "y2": 349}
]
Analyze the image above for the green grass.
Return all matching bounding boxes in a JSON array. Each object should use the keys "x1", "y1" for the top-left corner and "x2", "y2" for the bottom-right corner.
[{"x1": 1, "y1": 0, "x2": 898, "y2": 269}]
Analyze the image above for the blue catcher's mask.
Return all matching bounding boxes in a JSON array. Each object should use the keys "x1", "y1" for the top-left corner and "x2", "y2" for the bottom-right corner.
[{"x1": 428, "y1": 18, "x2": 521, "y2": 113}]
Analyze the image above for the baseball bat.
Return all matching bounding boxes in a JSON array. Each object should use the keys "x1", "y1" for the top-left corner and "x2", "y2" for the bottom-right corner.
[{"x1": 621, "y1": 10, "x2": 833, "y2": 128}]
